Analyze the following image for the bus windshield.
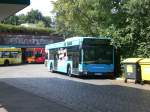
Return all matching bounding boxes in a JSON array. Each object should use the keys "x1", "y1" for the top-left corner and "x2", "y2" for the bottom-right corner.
[{"x1": 83, "y1": 45, "x2": 113, "y2": 64}]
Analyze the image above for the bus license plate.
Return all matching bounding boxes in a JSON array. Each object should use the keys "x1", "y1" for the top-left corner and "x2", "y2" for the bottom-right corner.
[{"x1": 95, "y1": 73, "x2": 102, "y2": 75}]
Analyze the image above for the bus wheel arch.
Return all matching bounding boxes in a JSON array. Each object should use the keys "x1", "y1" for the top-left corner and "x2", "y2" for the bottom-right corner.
[
  {"x1": 4, "y1": 60, "x2": 10, "y2": 66},
  {"x1": 67, "y1": 64, "x2": 72, "y2": 77}
]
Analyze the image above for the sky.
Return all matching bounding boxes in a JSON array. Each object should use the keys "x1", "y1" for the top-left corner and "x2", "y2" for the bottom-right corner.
[{"x1": 17, "y1": 0, "x2": 57, "y2": 17}]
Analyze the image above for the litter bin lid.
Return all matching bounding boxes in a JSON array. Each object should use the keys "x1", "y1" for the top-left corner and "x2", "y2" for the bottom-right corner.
[
  {"x1": 139, "y1": 58, "x2": 150, "y2": 64},
  {"x1": 122, "y1": 58, "x2": 142, "y2": 63}
]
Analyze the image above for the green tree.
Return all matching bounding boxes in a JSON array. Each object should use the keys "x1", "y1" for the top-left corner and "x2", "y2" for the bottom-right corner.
[
  {"x1": 2, "y1": 15, "x2": 19, "y2": 25},
  {"x1": 53, "y1": 0, "x2": 150, "y2": 58},
  {"x1": 26, "y1": 9, "x2": 43, "y2": 23},
  {"x1": 52, "y1": 0, "x2": 126, "y2": 37},
  {"x1": 25, "y1": 10, "x2": 52, "y2": 27},
  {"x1": 17, "y1": 14, "x2": 27, "y2": 24},
  {"x1": 42, "y1": 16, "x2": 51, "y2": 28},
  {"x1": 1, "y1": 9, "x2": 52, "y2": 28},
  {"x1": 117, "y1": 0, "x2": 150, "y2": 58}
]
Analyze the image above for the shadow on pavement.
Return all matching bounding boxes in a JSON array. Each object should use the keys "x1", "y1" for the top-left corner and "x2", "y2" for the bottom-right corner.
[
  {"x1": 54, "y1": 71, "x2": 115, "y2": 80},
  {"x1": 0, "y1": 64, "x2": 28, "y2": 67},
  {"x1": 76, "y1": 75, "x2": 115, "y2": 80},
  {"x1": 0, "y1": 63, "x2": 44, "y2": 67},
  {"x1": 0, "y1": 77, "x2": 150, "y2": 112},
  {"x1": 0, "y1": 82, "x2": 75, "y2": 112}
]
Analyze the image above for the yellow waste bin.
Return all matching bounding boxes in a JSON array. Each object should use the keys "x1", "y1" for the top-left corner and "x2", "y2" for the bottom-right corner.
[{"x1": 139, "y1": 59, "x2": 150, "y2": 84}]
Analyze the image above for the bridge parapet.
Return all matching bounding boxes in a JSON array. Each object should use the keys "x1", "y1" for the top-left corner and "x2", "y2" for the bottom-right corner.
[{"x1": 0, "y1": 34, "x2": 63, "y2": 48}]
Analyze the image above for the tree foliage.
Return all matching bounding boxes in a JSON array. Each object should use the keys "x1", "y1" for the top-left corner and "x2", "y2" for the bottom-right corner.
[
  {"x1": 118, "y1": 0, "x2": 150, "y2": 58},
  {"x1": 2, "y1": 9, "x2": 52, "y2": 28},
  {"x1": 26, "y1": 9, "x2": 43, "y2": 23},
  {"x1": 53, "y1": 0, "x2": 150, "y2": 58},
  {"x1": 53, "y1": 0, "x2": 126, "y2": 36}
]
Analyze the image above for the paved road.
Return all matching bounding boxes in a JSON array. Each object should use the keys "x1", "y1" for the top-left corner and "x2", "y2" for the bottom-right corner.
[{"x1": 0, "y1": 64, "x2": 150, "y2": 112}]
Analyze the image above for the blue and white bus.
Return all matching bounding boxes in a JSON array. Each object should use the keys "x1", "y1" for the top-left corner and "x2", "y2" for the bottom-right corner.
[{"x1": 45, "y1": 37, "x2": 117, "y2": 77}]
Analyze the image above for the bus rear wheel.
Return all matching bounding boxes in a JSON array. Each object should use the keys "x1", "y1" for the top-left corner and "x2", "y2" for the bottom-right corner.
[
  {"x1": 4, "y1": 60, "x2": 9, "y2": 66},
  {"x1": 67, "y1": 66, "x2": 72, "y2": 77}
]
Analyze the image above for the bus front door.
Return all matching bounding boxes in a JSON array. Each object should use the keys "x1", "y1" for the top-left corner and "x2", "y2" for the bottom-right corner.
[{"x1": 54, "y1": 54, "x2": 58, "y2": 70}]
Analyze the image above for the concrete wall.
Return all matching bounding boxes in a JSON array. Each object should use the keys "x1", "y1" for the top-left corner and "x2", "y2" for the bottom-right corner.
[{"x1": 0, "y1": 34, "x2": 64, "y2": 48}]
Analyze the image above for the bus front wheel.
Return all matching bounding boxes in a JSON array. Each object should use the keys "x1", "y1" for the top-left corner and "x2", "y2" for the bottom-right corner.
[
  {"x1": 67, "y1": 66, "x2": 72, "y2": 77},
  {"x1": 4, "y1": 60, "x2": 9, "y2": 66}
]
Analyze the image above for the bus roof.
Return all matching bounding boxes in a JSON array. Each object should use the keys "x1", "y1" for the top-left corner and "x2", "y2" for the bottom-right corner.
[
  {"x1": 65, "y1": 36, "x2": 111, "y2": 46},
  {"x1": 0, "y1": 48, "x2": 21, "y2": 51},
  {"x1": 65, "y1": 36, "x2": 110, "y2": 42},
  {"x1": 45, "y1": 41, "x2": 65, "y2": 49},
  {"x1": 45, "y1": 36, "x2": 112, "y2": 49},
  {"x1": 65, "y1": 37, "x2": 92, "y2": 42}
]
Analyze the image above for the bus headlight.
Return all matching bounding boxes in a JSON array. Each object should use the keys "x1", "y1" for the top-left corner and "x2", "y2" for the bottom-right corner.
[
  {"x1": 79, "y1": 68, "x2": 83, "y2": 72},
  {"x1": 79, "y1": 64, "x2": 83, "y2": 72},
  {"x1": 83, "y1": 71, "x2": 88, "y2": 75}
]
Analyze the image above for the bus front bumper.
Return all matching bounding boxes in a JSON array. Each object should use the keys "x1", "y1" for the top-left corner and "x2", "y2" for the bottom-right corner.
[{"x1": 79, "y1": 71, "x2": 114, "y2": 76}]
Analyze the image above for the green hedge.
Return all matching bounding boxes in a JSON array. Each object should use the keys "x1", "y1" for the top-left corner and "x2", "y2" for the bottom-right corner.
[{"x1": 0, "y1": 24, "x2": 55, "y2": 35}]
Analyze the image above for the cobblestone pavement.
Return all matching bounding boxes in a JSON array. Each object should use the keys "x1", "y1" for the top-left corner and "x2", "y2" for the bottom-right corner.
[{"x1": 0, "y1": 64, "x2": 150, "y2": 112}]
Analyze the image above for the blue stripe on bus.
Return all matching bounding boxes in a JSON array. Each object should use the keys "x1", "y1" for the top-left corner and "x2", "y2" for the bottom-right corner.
[{"x1": 79, "y1": 64, "x2": 114, "y2": 73}]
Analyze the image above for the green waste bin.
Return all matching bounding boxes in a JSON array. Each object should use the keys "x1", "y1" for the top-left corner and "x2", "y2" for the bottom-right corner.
[{"x1": 122, "y1": 58, "x2": 142, "y2": 83}]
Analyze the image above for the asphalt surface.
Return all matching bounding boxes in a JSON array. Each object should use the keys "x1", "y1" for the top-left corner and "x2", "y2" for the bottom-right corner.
[
  {"x1": 0, "y1": 64, "x2": 150, "y2": 112},
  {"x1": 0, "y1": 82, "x2": 74, "y2": 112}
]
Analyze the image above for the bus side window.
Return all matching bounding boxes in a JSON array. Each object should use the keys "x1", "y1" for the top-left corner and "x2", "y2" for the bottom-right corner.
[
  {"x1": 9, "y1": 52, "x2": 13, "y2": 58},
  {"x1": 10, "y1": 52, "x2": 18, "y2": 58},
  {"x1": 54, "y1": 54, "x2": 58, "y2": 60},
  {"x1": 2, "y1": 52, "x2": 10, "y2": 58},
  {"x1": 67, "y1": 52, "x2": 72, "y2": 61},
  {"x1": 0, "y1": 52, "x2": 2, "y2": 58}
]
